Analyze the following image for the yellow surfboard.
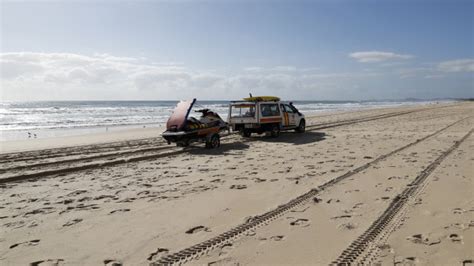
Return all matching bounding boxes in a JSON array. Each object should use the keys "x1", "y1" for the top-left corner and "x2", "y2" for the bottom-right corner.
[{"x1": 243, "y1": 96, "x2": 280, "y2": 102}]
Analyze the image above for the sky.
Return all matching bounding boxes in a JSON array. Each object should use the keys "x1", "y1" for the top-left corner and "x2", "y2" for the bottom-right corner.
[{"x1": 0, "y1": 0, "x2": 473, "y2": 101}]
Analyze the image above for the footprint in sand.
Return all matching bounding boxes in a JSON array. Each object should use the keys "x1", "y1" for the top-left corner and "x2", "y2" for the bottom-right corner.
[
  {"x1": 30, "y1": 259, "x2": 64, "y2": 266},
  {"x1": 339, "y1": 222, "x2": 357, "y2": 230},
  {"x1": 406, "y1": 234, "x2": 441, "y2": 245},
  {"x1": 62, "y1": 218, "x2": 83, "y2": 227},
  {"x1": 66, "y1": 190, "x2": 87, "y2": 197},
  {"x1": 103, "y1": 259, "x2": 122, "y2": 266},
  {"x1": 56, "y1": 199, "x2": 75, "y2": 205},
  {"x1": 396, "y1": 256, "x2": 418, "y2": 265},
  {"x1": 109, "y1": 209, "x2": 130, "y2": 214},
  {"x1": 9, "y1": 239, "x2": 40, "y2": 249},
  {"x1": 147, "y1": 248, "x2": 169, "y2": 261},
  {"x1": 185, "y1": 225, "x2": 210, "y2": 234},
  {"x1": 229, "y1": 184, "x2": 247, "y2": 190},
  {"x1": 312, "y1": 197, "x2": 322, "y2": 203},
  {"x1": 218, "y1": 243, "x2": 233, "y2": 256},
  {"x1": 137, "y1": 191, "x2": 150, "y2": 196},
  {"x1": 289, "y1": 218, "x2": 310, "y2": 227},
  {"x1": 117, "y1": 197, "x2": 136, "y2": 203},
  {"x1": 449, "y1": 233, "x2": 463, "y2": 243},
  {"x1": 77, "y1": 197, "x2": 92, "y2": 202},
  {"x1": 270, "y1": 235, "x2": 285, "y2": 241},
  {"x1": 326, "y1": 199, "x2": 340, "y2": 204},
  {"x1": 23, "y1": 207, "x2": 55, "y2": 217},
  {"x1": 331, "y1": 215, "x2": 352, "y2": 219},
  {"x1": 94, "y1": 195, "x2": 119, "y2": 201},
  {"x1": 444, "y1": 223, "x2": 469, "y2": 230},
  {"x1": 462, "y1": 260, "x2": 473, "y2": 266},
  {"x1": 291, "y1": 206, "x2": 309, "y2": 213},
  {"x1": 242, "y1": 229, "x2": 257, "y2": 236}
]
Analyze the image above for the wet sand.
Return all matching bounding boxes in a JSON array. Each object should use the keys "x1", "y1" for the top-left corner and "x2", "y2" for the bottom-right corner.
[{"x1": 0, "y1": 102, "x2": 472, "y2": 265}]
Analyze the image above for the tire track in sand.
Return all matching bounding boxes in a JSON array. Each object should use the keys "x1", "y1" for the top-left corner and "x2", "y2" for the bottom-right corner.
[
  {"x1": 1, "y1": 106, "x2": 450, "y2": 185},
  {"x1": 331, "y1": 128, "x2": 473, "y2": 265},
  {"x1": 149, "y1": 116, "x2": 470, "y2": 265}
]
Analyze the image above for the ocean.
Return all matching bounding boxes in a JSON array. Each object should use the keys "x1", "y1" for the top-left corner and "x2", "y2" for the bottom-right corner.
[{"x1": 0, "y1": 100, "x2": 449, "y2": 141}]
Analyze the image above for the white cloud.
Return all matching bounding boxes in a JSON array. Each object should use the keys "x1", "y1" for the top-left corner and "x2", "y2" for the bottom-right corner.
[
  {"x1": 437, "y1": 59, "x2": 474, "y2": 72},
  {"x1": 0, "y1": 53, "x2": 292, "y2": 100},
  {"x1": 424, "y1": 74, "x2": 444, "y2": 79},
  {"x1": 243, "y1": 67, "x2": 263, "y2": 72},
  {"x1": 243, "y1": 66, "x2": 301, "y2": 72},
  {"x1": 0, "y1": 52, "x2": 406, "y2": 101},
  {"x1": 302, "y1": 72, "x2": 380, "y2": 79},
  {"x1": 349, "y1": 51, "x2": 413, "y2": 63},
  {"x1": 397, "y1": 67, "x2": 431, "y2": 79},
  {"x1": 272, "y1": 66, "x2": 297, "y2": 72}
]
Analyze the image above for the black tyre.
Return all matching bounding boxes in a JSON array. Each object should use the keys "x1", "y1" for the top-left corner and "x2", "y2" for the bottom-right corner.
[
  {"x1": 270, "y1": 125, "x2": 280, "y2": 138},
  {"x1": 177, "y1": 140, "x2": 189, "y2": 147},
  {"x1": 206, "y1": 134, "x2": 220, "y2": 149},
  {"x1": 241, "y1": 130, "x2": 252, "y2": 138},
  {"x1": 295, "y1": 119, "x2": 306, "y2": 133}
]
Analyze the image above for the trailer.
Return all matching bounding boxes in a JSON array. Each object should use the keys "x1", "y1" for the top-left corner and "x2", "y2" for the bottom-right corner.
[{"x1": 162, "y1": 99, "x2": 228, "y2": 148}]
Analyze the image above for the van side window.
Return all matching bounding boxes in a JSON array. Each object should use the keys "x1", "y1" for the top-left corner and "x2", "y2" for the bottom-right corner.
[
  {"x1": 284, "y1": 104, "x2": 294, "y2": 113},
  {"x1": 261, "y1": 104, "x2": 280, "y2": 117}
]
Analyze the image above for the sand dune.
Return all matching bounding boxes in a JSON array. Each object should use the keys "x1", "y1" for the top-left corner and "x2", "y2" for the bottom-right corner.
[{"x1": 0, "y1": 102, "x2": 472, "y2": 265}]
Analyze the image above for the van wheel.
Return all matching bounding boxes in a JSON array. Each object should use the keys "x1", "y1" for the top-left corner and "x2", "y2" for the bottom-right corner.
[
  {"x1": 241, "y1": 130, "x2": 251, "y2": 138},
  {"x1": 270, "y1": 125, "x2": 280, "y2": 138},
  {"x1": 206, "y1": 134, "x2": 220, "y2": 149},
  {"x1": 295, "y1": 119, "x2": 306, "y2": 133}
]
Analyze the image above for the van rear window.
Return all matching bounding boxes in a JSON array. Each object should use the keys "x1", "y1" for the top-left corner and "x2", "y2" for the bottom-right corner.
[
  {"x1": 231, "y1": 105, "x2": 256, "y2": 118},
  {"x1": 260, "y1": 104, "x2": 280, "y2": 117}
]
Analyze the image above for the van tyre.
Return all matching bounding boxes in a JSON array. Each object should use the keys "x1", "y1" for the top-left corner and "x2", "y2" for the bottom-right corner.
[
  {"x1": 296, "y1": 119, "x2": 306, "y2": 133},
  {"x1": 206, "y1": 134, "x2": 220, "y2": 149},
  {"x1": 270, "y1": 125, "x2": 280, "y2": 138},
  {"x1": 242, "y1": 130, "x2": 252, "y2": 138}
]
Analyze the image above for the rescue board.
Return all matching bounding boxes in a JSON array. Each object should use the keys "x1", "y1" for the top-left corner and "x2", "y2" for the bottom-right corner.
[{"x1": 243, "y1": 96, "x2": 280, "y2": 102}]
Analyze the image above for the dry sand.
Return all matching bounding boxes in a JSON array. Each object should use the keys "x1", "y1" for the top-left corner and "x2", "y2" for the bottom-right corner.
[{"x1": 0, "y1": 102, "x2": 472, "y2": 265}]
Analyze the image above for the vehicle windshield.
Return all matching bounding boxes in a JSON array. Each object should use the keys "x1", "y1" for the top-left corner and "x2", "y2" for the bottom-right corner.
[{"x1": 231, "y1": 104, "x2": 256, "y2": 118}]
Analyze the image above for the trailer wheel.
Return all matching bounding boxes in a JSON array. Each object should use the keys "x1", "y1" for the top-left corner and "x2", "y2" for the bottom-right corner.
[
  {"x1": 295, "y1": 119, "x2": 306, "y2": 133},
  {"x1": 206, "y1": 134, "x2": 220, "y2": 149},
  {"x1": 241, "y1": 130, "x2": 252, "y2": 138},
  {"x1": 177, "y1": 140, "x2": 189, "y2": 147},
  {"x1": 270, "y1": 125, "x2": 280, "y2": 138}
]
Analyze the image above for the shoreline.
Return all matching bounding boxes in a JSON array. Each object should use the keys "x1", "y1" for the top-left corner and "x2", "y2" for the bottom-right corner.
[{"x1": 0, "y1": 100, "x2": 448, "y2": 142}]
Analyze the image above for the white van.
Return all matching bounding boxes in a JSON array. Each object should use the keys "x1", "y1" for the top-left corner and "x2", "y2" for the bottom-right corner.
[{"x1": 228, "y1": 97, "x2": 305, "y2": 138}]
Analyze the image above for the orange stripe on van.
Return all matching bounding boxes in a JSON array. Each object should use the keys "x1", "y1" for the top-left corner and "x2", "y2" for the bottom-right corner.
[{"x1": 260, "y1": 117, "x2": 282, "y2": 123}]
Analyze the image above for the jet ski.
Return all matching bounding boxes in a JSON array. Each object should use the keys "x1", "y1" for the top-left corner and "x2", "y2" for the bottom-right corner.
[{"x1": 162, "y1": 99, "x2": 228, "y2": 148}]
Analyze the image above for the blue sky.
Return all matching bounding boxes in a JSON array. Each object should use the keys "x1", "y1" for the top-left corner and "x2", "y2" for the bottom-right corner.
[{"x1": 1, "y1": 0, "x2": 473, "y2": 100}]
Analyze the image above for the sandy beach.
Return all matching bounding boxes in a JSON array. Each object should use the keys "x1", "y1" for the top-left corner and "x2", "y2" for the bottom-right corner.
[{"x1": 0, "y1": 102, "x2": 472, "y2": 265}]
